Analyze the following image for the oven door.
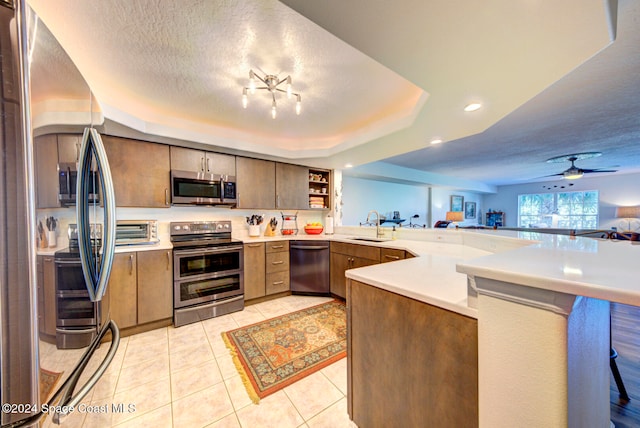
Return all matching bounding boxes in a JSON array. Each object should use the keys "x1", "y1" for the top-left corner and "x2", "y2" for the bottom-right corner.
[
  {"x1": 173, "y1": 245, "x2": 244, "y2": 308},
  {"x1": 55, "y1": 258, "x2": 90, "y2": 293},
  {"x1": 171, "y1": 170, "x2": 224, "y2": 205}
]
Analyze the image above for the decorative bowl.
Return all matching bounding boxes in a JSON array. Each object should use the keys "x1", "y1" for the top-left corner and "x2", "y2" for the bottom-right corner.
[{"x1": 304, "y1": 225, "x2": 324, "y2": 235}]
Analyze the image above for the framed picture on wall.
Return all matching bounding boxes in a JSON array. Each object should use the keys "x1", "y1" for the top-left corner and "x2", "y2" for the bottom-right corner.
[
  {"x1": 450, "y1": 195, "x2": 464, "y2": 212},
  {"x1": 465, "y1": 202, "x2": 476, "y2": 219}
]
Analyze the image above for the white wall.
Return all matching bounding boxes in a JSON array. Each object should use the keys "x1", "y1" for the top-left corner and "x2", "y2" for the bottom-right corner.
[
  {"x1": 482, "y1": 172, "x2": 640, "y2": 229},
  {"x1": 431, "y1": 187, "x2": 483, "y2": 227},
  {"x1": 341, "y1": 176, "x2": 429, "y2": 227}
]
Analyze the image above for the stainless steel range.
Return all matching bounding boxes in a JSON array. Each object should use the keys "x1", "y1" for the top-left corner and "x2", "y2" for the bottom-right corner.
[
  {"x1": 170, "y1": 221, "x2": 244, "y2": 327},
  {"x1": 54, "y1": 224, "x2": 108, "y2": 349}
]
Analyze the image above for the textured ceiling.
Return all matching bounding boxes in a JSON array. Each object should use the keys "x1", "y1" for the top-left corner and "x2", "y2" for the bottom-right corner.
[
  {"x1": 26, "y1": 0, "x2": 636, "y2": 188},
  {"x1": 28, "y1": 0, "x2": 424, "y2": 156}
]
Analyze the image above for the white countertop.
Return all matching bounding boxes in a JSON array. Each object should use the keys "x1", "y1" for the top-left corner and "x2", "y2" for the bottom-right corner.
[
  {"x1": 343, "y1": 239, "x2": 491, "y2": 318},
  {"x1": 38, "y1": 226, "x2": 640, "y2": 314},
  {"x1": 338, "y1": 228, "x2": 640, "y2": 317},
  {"x1": 456, "y1": 230, "x2": 640, "y2": 307}
]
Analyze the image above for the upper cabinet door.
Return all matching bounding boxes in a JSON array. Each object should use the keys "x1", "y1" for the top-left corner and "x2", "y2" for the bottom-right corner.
[
  {"x1": 103, "y1": 136, "x2": 171, "y2": 208},
  {"x1": 206, "y1": 152, "x2": 236, "y2": 177},
  {"x1": 57, "y1": 134, "x2": 82, "y2": 164},
  {"x1": 170, "y1": 146, "x2": 205, "y2": 172},
  {"x1": 170, "y1": 147, "x2": 236, "y2": 177},
  {"x1": 236, "y1": 157, "x2": 275, "y2": 209},
  {"x1": 34, "y1": 135, "x2": 60, "y2": 209},
  {"x1": 276, "y1": 163, "x2": 308, "y2": 210}
]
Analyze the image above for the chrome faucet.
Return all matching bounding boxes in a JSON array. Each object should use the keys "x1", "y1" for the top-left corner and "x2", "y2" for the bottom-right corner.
[{"x1": 366, "y1": 210, "x2": 385, "y2": 238}]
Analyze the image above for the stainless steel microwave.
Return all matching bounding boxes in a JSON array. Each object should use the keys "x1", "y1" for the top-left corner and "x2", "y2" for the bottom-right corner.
[
  {"x1": 170, "y1": 170, "x2": 237, "y2": 206},
  {"x1": 58, "y1": 162, "x2": 99, "y2": 206}
]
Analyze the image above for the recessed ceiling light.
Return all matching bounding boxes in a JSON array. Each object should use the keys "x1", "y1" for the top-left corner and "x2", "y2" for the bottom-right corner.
[
  {"x1": 344, "y1": 163, "x2": 353, "y2": 168},
  {"x1": 464, "y1": 103, "x2": 482, "y2": 112},
  {"x1": 430, "y1": 138, "x2": 443, "y2": 145}
]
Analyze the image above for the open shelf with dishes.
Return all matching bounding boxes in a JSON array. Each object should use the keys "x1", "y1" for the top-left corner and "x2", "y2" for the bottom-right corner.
[{"x1": 308, "y1": 168, "x2": 331, "y2": 210}]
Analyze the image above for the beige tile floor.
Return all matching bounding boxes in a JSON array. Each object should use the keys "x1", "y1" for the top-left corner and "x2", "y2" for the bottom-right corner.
[{"x1": 41, "y1": 295, "x2": 356, "y2": 428}]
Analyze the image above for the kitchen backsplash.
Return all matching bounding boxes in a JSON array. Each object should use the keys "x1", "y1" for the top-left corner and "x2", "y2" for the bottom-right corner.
[{"x1": 36, "y1": 205, "x2": 326, "y2": 247}]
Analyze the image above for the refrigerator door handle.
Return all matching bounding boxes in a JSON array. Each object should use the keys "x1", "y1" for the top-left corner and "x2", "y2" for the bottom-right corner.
[
  {"x1": 5, "y1": 320, "x2": 121, "y2": 427},
  {"x1": 51, "y1": 320, "x2": 121, "y2": 424},
  {"x1": 77, "y1": 128, "x2": 116, "y2": 302}
]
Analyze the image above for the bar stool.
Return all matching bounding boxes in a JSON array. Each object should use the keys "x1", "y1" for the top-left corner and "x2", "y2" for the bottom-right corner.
[{"x1": 610, "y1": 314, "x2": 630, "y2": 403}]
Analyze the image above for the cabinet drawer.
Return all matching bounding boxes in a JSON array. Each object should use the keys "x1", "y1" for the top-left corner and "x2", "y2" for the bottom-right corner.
[
  {"x1": 266, "y1": 271, "x2": 290, "y2": 295},
  {"x1": 266, "y1": 252, "x2": 290, "y2": 273},
  {"x1": 380, "y1": 248, "x2": 405, "y2": 263},
  {"x1": 331, "y1": 242, "x2": 380, "y2": 261},
  {"x1": 265, "y1": 241, "x2": 289, "y2": 253}
]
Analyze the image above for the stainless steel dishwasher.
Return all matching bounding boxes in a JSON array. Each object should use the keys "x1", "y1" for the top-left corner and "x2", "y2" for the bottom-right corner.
[{"x1": 290, "y1": 240, "x2": 330, "y2": 295}]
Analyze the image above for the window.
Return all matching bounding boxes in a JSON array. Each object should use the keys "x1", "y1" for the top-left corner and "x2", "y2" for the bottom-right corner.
[{"x1": 518, "y1": 190, "x2": 598, "y2": 229}]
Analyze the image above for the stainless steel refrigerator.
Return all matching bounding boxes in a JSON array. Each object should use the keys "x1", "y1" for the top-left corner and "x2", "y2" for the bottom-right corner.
[{"x1": 1, "y1": 1, "x2": 119, "y2": 426}]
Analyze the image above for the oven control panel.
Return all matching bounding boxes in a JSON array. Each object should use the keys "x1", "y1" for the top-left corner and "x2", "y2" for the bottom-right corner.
[{"x1": 170, "y1": 220, "x2": 232, "y2": 236}]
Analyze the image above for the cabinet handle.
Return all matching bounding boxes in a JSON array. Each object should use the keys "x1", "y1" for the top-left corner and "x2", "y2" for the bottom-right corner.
[
  {"x1": 166, "y1": 251, "x2": 171, "y2": 270},
  {"x1": 271, "y1": 260, "x2": 284, "y2": 265},
  {"x1": 200, "y1": 157, "x2": 205, "y2": 172},
  {"x1": 129, "y1": 254, "x2": 134, "y2": 275},
  {"x1": 271, "y1": 245, "x2": 284, "y2": 249},
  {"x1": 384, "y1": 255, "x2": 401, "y2": 260},
  {"x1": 272, "y1": 281, "x2": 284, "y2": 285},
  {"x1": 44, "y1": 257, "x2": 53, "y2": 262},
  {"x1": 276, "y1": 194, "x2": 280, "y2": 208},
  {"x1": 247, "y1": 244, "x2": 262, "y2": 248},
  {"x1": 206, "y1": 157, "x2": 210, "y2": 172},
  {"x1": 165, "y1": 188, "x2": 170, "y2": 206},
  {"x1": 75, "y1": 142, "x2": 80, "y2": 162}
]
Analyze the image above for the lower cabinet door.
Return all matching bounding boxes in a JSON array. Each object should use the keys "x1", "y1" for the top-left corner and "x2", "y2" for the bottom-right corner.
[
  {"x1": 266, "y1": 271, "x2": 290, "y2": 295},
  {"x1": 244, "y1": 243, "x2": 266, "y2": 300},
  {"x1": 108, "y1": 252, "x2": 138, "y2": 329},
  {"x1": 137, "y1": 249, "x2": 173, "y2": 324}
]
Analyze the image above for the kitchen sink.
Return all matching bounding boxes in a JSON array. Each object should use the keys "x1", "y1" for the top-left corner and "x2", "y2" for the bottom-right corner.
[{"x1": 348, "y1": 237, "x2": 389, "y2": 242}]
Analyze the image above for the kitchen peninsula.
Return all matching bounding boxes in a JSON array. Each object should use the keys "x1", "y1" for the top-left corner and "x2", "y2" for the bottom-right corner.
[{"x1": 342, "y1": 228, "x2": 640, "y2": 428}]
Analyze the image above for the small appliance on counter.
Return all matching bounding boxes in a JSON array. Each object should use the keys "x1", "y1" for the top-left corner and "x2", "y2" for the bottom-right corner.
[{"x1": 115, "y1": 220, "x2": 159, "y2": 245}]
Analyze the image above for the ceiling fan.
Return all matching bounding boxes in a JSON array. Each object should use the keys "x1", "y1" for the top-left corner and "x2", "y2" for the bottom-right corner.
[{"x1": 544, "y1": 152, "x2": 617, "y2": 180}]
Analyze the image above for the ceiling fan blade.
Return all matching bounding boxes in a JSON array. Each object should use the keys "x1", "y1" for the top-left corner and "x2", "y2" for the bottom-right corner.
[{"x1": 581, "y1": 168, "x2": 618, "y2": 173}]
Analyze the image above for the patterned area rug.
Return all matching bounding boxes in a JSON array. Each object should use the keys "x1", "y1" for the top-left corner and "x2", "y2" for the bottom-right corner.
[
  {"x1": 222, "y1": 300, "x2": 346, "y2": 403},
  {"x1": 40, "y1": 368, "x2": 62, "y2": 402}
]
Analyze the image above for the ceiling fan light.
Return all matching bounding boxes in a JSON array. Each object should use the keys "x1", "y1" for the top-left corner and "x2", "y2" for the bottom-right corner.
[
  {"x1": 296, "y1": 94, "x2": 301, "y2": 115},
  {"x1": 242, "y1": 88, "x2": 248, "y2": 109},
  {"x1": 563, "y1": 170, "x2": 583, "y2": 180},
  {"x1": 271, "y1": 100, "x2": 277, "y2": 119},
  {"x1": 286, "y1": 76, "x2": 292, "y2": 99}
]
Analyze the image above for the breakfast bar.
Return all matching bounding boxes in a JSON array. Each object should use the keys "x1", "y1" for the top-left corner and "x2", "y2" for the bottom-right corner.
[{"x1": 343, "y1": 229, "x2": 640, "y2": 428}]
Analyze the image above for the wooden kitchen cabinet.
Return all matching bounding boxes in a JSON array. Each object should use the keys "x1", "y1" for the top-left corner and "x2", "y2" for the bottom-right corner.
[
  {"x1": 347, "y1": 280, "x2": 478, "y2": 427},
  {"x1": 380, "y1": 247, "x2": 406, "y2": 263},
  {"x1": 330, "y1": 242, "x2": 380, "y2": 298},
  {"x1": 265, "y1": 240, "x2": 290, "y2": 295},
  {"x1": 34, "y1": 133, "x2": 87, "y2": 208},
  {"x1": 102, "y1": 135, "x2": 171, "y2": 208},
  {"x1": 275, "y1": 163, "x2": 308, "y2": 209},
  {"x1": 243, "y1": 242, "x2": 266, "y2": 300},
  {"x1": 308, "y1": 168, "x2": 331, "y2": 210},
  {"x1": 36, "y1": 255, "x2": 57, "y2": 340},
  {"x1": 108, "y1": 252, "x2": 138, "y2": 329},
  {"x1": 137, "y1": 249, "x2": 173, "y2": 324},
  {"x1": 56, "y1": 134, "x2": 82, "y2": 163},
  {"x1": 236, "y1": 157, "x2": 276, "y2": 209},
  {"x1": 170, "y1": 146, "x2": 236, "y2": 176}
]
